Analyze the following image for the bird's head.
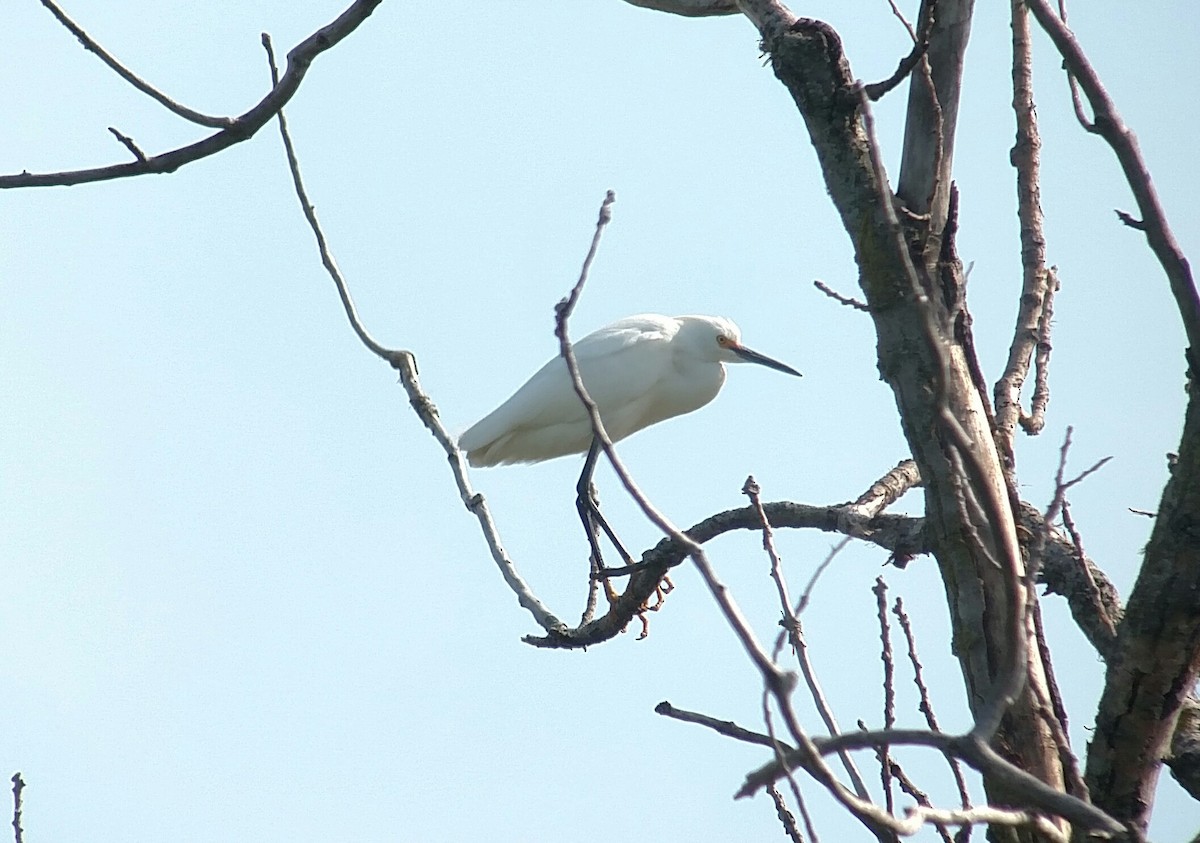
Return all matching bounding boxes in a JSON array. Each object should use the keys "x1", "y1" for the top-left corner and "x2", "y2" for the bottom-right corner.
[{"x1": 683, "y1": 315, "x2": 802, "y2": 377}]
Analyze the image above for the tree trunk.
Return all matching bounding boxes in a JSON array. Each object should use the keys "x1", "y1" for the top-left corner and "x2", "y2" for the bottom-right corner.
[{"x1": 761, "y1": 15, "x2": 1065, "y2": 840}]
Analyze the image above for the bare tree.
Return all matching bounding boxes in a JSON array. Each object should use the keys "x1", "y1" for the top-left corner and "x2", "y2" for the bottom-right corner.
[{"x1": 5, "y1": 1, "x2": 1197, "y2": 841}]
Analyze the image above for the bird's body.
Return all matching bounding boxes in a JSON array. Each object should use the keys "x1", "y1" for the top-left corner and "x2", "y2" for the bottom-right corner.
[
  {"x1": 460, "y1": 313, "x2": 800, "y2": 620},
  {"x1": 460, "y1": 314, "x2": 799, "y2": 466}
]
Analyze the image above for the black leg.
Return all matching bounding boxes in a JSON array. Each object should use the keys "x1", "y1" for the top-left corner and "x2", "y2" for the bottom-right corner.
[
  {"x1": 574, "y1": 437, "x2": 636, "y2": 567},
  {"x1": 575, "y1": 437, "x2": 607, "y2": 571}
]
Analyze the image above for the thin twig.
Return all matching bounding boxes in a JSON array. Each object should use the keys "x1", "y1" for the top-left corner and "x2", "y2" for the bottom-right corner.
[
  {"x1": 748, "y1": 485, "x2": 869, "y2": 802},
  {"x1": 1032, "y1": 430, "x2": 1115, "y2": 648},
  {"x1": 553, "y1": 196, "x2": 793, "y2": 686},
  {"x1": 268, "y1": 33, "x2": 565, "y2": 638},
  {"x1": 543, "y1": 186, "x2": 886, "y2": 840},
  {"x1": 739, "y1": 727, "x2": 1125, "y2": 838},
  {"x1": 883, "y1": 0, "x2": 918, "y2": 39},
  {"x1": 107, "y1": 127, "x2": 147, "y2": 162},
  {"x1": 768, "y1": 784, "x2": 808, "y2": 843},
  {"x1": 856, "y1": 718, "x2": 955, "y2": 843},
  {"x1": 1021, "y1": 503, "x2": 1121, "y2": 658},
  {"x1": 872, "y1": 577, "x2": 897, "y2": 816},
  {"x1": 3, "y1": 1, "x2": 384, "y2": 189},
  {"x1": 1053, "y1": 0, "x2": 1094, "y2": 131},
  {"x1": 1058, "y1": 500, "x2": 1112, "y2": 646},
  {"x1": 761, "y1": 689, "x2": 826, "y2": 842},
  {"x1": 1024, "y1": 0, "x2": 1200, "y2": 354},
  {"x1": 794, "y1": 537, "x2": 849, "y2": 617},
  {"x1": 744, "y1": 476, "x2": 799, "y2": 633},
  {"x1": 561, "y1": 195, "x2": 619, "y2": 626},
  {"x1": 1050, "y1": 429, "x2": 1113, "y2": 508},
  {"x1": 38, "y1": 0, "x2": 232, "y2": 127},
  {"x1": 655, "y1": 700, "x2": 789, "y2": 749},
  {"x1": 10, "y1": 774, "x2": 23, "y2": 843},
  {"x1": 893, "y1": 598, "x2": 972, "y2": 810},
  {"x1": 772, "y1": 545, "x2": 869, "y2": 800},
  {"x1": 745, "y1": 476, "x2": 792, "y2": 610},
  {"x1": 265, "y1": 34, "x2": 390, "y2": 363},
  {"x1": 1059, "y1": 501, "x2": 1086, "y2": 568},
  {"x1": 1030, "y1": 601, "x2": 1090, "y2": 801},
  {"x1": 761, "y1": 619, "x2": 896, "y2": 838},
  {"x1": 814, "y1": 279, "x2": 870, "y2": 312},
  {"x1": 864, "y1": 0, "x2": 938, "y2": 101},
  {"x1": 1024, "y1": 427, "x2": 1109, "y2": 804}
]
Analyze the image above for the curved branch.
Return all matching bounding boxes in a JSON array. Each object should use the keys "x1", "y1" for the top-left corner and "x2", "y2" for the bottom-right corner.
[
  {"x1": 621, "y1": 0, "x2": 739, "y2": 14},
  {"x1": 1023, "y1": 0, "x2": 1200, "y2": 354},
  {"x1": 39, "y1": 0, "x2": 233, "y2": 128},
  {"x1": 551, "y1": 199, "x2": 795, "y2": 699},
  {"x1": 738, "y1": 728, "x2": 1126, "y2": 839},
  {"x1": 524, "y1": 502, "x2": 926, "y2": 649},
  {"x1": 267, "y1": 32, "x2": 566, "y2": 639},
  {"x1": 862, "y1": 0, "x2": 937, "y2": 102},
  {"x1": 993, "y1": 0, "x2": 1053, "y2": 480},
  {"x1": 1021, "y1": 4, "x2": 1200, "y2": 830},
  {"x1": 1020, "y1": 503, "x2": 1120, "y2": 658},
  {"x1": 1, "y1": 0, "x2": 383, "y2": 189}
]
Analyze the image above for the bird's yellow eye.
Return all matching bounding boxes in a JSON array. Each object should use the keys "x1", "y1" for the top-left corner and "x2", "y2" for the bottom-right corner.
[{"x1": 717, "y1": 334, "x2": 730, "y2": 347}]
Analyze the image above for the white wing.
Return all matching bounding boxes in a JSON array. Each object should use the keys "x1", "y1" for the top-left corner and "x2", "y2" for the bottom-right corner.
[{"x1": 460, "y1": 315, "x2": 679, "y2": 465}]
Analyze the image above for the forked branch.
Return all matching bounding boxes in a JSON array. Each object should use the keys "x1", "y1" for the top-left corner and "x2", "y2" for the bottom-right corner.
[
  {"x1": 266, "y1": 33, "x2": 566, "y2": 638},
  {"x1": 1023, "y1": 0, "x2": 1200, "y2": 353},
  {"x1": 994, "y1": 0, "x2": 1055, "y2": 481},
  {"x1": 1, "y1": 0, "x2": 383, "y2": 189}
]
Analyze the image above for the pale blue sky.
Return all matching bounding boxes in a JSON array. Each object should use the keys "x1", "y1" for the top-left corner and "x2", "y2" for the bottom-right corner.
[{"x1": 2, "y1": 1, "x2": 1197, "y2": 840}]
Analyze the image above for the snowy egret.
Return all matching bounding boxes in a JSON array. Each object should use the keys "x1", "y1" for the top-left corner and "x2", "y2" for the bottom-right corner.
[{"x1": 459, "y1": 314, "x2": 801, "y2": 577}]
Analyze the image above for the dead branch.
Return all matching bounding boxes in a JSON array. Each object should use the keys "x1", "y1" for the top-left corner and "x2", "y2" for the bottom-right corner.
[
  {"x1": 267, "y1": 32, "x2": 566, "y2": 638},
  {"x1": 10, "y1": 774, "x2": 24, "y2": 843},
  {"x1": 863, "y1": 0, "x2": 937, "y2": 101},
  {"x1": 1023, "y1": 0, "x2": 1200, "y2": 354},
  {"x1": 655, "y1": 700, "x2": 788, "y2": 749},
  {"x1": 621, "y1": 0, "x2": 739, "y2": 15},
  {"x1": 1, "y1": 0, "x2": 383, "y2": 189},
  {"x1": 739, "y1": 728, "x2": 1126, "y2": 839},
  {"x1": 872, "y1": 577, "x2": 897, "y2": 815},
  {"x1": 1018, "y1": 267, "x2": 1057, "y2": 436},
  {"x1": 994, "y1": 0, "x2": 1053, "y2": 479},
  {"x1": 524, "y1": 501, "x2": 923, "y2": 649},
  {"x1": 894, "y1": 598, "x2": 973, "y2": 810},
  {"x1": 767, "y1": 784, "x2": 808, "y2": 843},
  {"x1": 744, "y1": 498, "x2": 869, "y2": 802},
  {"x1": 555, "y1": 237, "x2": 794, "y2": 685},
  {"x1": 856, "y1": 717, "x2": 956, "y2": 843},
  {"x1": 38, "y1": 0, "x2": 232, "y2": 128},
  {"x1": 814, "y1": 279, "x2": 871, "y2": 312}
]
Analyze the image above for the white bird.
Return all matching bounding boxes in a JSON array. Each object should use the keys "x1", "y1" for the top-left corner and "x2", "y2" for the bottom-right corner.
[{"x1": 460, "y1": 314, "x2": 801, "y2": 576}]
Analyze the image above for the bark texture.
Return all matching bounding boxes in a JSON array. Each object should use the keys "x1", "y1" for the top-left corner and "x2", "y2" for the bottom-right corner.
[
  {"x1": 1084, "y1": 393, "x2": 1200, "y2": 833},
  {"x1": 762, "y1": 17, "x2": 1064, "y2": 841}
]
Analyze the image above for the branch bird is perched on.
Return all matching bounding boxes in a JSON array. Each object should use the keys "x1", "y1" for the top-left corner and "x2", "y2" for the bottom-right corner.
[{"x1": 460, "y1": 314, "x2": 801, "y2": 605}]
